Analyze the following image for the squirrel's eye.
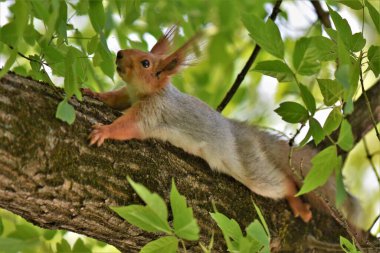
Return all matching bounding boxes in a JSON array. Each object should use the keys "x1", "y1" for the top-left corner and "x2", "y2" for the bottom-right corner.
[{"x1": 141, "y1": 59, "x2": 150, "y2": 68}]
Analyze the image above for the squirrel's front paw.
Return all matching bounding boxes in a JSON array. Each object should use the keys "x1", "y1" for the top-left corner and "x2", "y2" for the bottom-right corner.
[{"x1": 89, "y1": 123, "x2": 109, "y2": 146}]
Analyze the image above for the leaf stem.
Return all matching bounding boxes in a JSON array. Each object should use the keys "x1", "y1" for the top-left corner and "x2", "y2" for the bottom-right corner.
[
  {"x1": 180, "y1": 239, "x2": 187, "y2": 253},
  {"x1": 358, "y1": 52, "x2": 380, "y2": 141},
  {"x1": 362, "y1": 137, "x2": 380, "y2": 185}
]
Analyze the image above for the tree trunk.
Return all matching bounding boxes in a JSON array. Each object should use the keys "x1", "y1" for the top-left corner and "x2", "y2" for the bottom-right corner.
[{"x1": 0, "y1": 73, "x2": 378, "y2": 252}]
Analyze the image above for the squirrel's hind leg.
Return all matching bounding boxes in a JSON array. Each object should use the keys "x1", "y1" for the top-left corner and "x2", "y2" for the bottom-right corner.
[{"x1": 284, "y1": 177, "x2": 312, "y2": 223}]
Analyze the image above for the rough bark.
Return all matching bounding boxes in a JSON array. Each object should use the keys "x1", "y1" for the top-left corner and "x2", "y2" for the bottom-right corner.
[{"x1": 0, "y1": 73, "x2": 378, "y2": 252}]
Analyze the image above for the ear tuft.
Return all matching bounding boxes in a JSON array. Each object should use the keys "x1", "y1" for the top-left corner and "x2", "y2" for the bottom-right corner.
[
  {"x1": 150, "y1": 25, "x2": 177, "y2": 55},
  {"x1": 155, "y1": 32, "x2": 203, "y2": 78}
]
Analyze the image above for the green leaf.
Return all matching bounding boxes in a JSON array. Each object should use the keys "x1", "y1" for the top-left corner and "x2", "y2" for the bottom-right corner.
[
  {"x1": 293, "y1": 37, "x2": 321, "y2": 75},
  {"x1": 309, "y1": 36, "x2": 337, "y2": 61},
  {"x1": 0, "y1": 50, "x2": 17, "y2": 78},
  {"x1": 170, "y1": 179, "x2": 200, "y2": 241},
  {"x1": 89, "y1": 0, "x2": 106, "y2": 32},
  {"x1": 309, "y1": 118, "x2": 325, "y2": 145},
  {"x1": 365, "y1": 0, "x2": 380, "y2": 33},
  {"x1": 299, "y1": 84, "x2": 316, "y2": 114},
  {"x1": 0, "y1": 218, "x2": 3, "y2": 235},
  {"x1": 87, "y1": 35, "x2": 99, "y2": 55},
  {"x1": 56, "y1": 1, "x2": 68, "y2": 42},
  {"x1": 299, "y1": 128, "x2": 312, "y2": 147},
  {"x1": 274, "y1": 102, "x2": 309, "y2": 123},
  {"x1": 317, "y1": 79, "x2": 344, "y2": 106},
  {"x1": 253, "y1": 60, "x2": 294, "y2": 82},
  {"x1": 340, "y1": 236, "x2": 360, "y2": 253},
  {"x1": 140, "y1": 236, "x2": 178, "y2": 253},
  {"x1": 245, "y1": 221, "x2": 269, "y2": 251},
  {"x1": 335, "y1": 166, "x2": 347, "y2": 207},
  {"x1": 328, "y1": 7, "x2": 353, "y2": 48},
  {"x1": 368, "y1": 45, "x2": 380, "y2": 77},
  {"x1": 335, "y1": 0, "x2": 363, "y2": 10},
  {"x1": 252, "y1": 202, "x2": 269, "y2": 237},
  {"x1": 31, "y1": 0, "x2": 50, "y2": 22},
  {"x1": 13, "y1": 0, "x2": 29, "y2": 45},
  {"x1": 323, "y1": 107, "x2": 343, "y2": 135},
  {"x1": 297, "y1": 146, "x2": 339, "y2": 196},
  {"x1": 0, "y1": 238, "x2": 37, "y2": 253},
  {"x1": 242, "y1": 13, "x2": 284, "y2": 58},
  {"x1": 72, "y1": 238, "x2": 91, "y2": 253},
  {"x1": 43, "y1": 230, "x2": 57, "y2": 240},
  {"x1": 210, "y1": 212, "x2": 243, "y2": 242},
  {"x1": 238, "y1": 236, "x2": 262, "y2": 253},
  {"x1": 56, "y1": 239, "x2": 72, "y2": 253},
  {"x1": 8, "y1": 224, "x2": 39, "y2": 240},
  {"x1": 348, "y1": 33, "x2": 366, "y2": 52},
  {"x1": 127, "y1": 177, "x2": 168, "y2": 222},
  {"x1": 337, "y1": 120, "x2": 354, "y2": 151},
  {"x1": 111, "y1": 205, "x2": 172, "y2": 233},
  {"x1": 56, "y1": 100, "x2": 76, "y2": 125},
  {"x1": 96, "y1": 34, "x2": 115, "y2": 80},
  {"x1": 0, "y1": 22, "x2": 18, "y2": 47}
]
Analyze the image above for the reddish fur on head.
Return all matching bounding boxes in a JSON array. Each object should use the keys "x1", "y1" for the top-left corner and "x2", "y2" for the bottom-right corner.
[{"x1": 116, "y1": 25, "x2": 200, "y2": 97}]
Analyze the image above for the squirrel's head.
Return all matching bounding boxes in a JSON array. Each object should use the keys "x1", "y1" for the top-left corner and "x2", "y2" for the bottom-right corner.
[{"x1": 116, "y1": 26, "x2": 200, "y2": 96}]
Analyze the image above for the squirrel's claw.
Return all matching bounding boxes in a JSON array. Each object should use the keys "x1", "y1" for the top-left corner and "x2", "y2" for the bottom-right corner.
[{"x1": 89, "y1": 124, "x2": 108, "y2": 146}]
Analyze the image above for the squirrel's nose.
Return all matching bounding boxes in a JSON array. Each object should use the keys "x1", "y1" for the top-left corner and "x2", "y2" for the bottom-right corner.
[{"x1": 117, "y1": 51, "x2": 123, "y2": 60}]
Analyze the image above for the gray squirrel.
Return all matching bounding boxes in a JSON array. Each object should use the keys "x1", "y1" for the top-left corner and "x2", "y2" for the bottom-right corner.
[{"x1": 82, "y1": 26, "x2": 363, "y2": 226}]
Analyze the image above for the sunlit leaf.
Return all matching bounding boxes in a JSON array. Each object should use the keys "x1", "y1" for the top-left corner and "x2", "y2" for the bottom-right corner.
[
  {"x1": 309, "y1": 118, "x2": 325, "y2": 145},
  {"x1": 337, "y1": 120, "x2": 354, "y2": 151},
  {"x1": 368, "y1": 45, "x2": 380, "y2": 77},
  {"x1": 0, "y1": 50, "x2": 17, "y2": 78},
  {"x1": 56, "y1": 100, "x2": 76, "y2": 124},
  {"x1": 340, "y1": 236, "x2": 360, "y2": 253},
  {"x1": 89, "y1": 0, "x2": 105, "y2": 32},
  {"x1": 335, "y1": 0, "x2": 363, "y2": 10},
  {"x1": 365, "y1": 0, "x2": 380, "y2": 33},
  {"x1": 170, "y1": 179, "x2": 200, "y2": 241},
  {"x1": 127, "y1": 177, "x2": 168, "y2": 222},
  {"x1": 323, "y1": 107, "x2": 343, "y2": 135},
  {"x1": 253, "y1": 60, "x2": 293, "y2": 82},
  {"x1": 293, "y1": 37, "x2": 321, "y2": 75},
  {"x1": 274, "y1": 102, "x2": 309, "y2": 123},
  {"x1": 140, "y1": 236, "x2": 178, "y2": 253},
  {"x1": 297, "y1": 146, "x2": 339, "y2": 196},
  {"x1": 210, "y1": 212, "x2": 243, "y2": 243},
  {"x1": 317, "y1": 79, "x2": 344, "y2": 106},
  {"x1": 242, "y1": 13, "x2": 284, "y2": 59},
  {"x1": 299, "y1": 84, "x2": 316, "y2": 114},
  {"x1": 72, "y1": 238, "x2": 91, "y2": 253},
  {"x1": 335, "y1": 166, "x2": 347, "y2": 207},
  {"x1": 111, "y1": 205, "x2": 172, "y2": 233}
]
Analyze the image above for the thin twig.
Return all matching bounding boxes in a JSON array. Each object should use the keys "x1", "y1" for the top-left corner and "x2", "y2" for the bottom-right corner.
[
  {"x1": 309, "y1": 0, "x2": 332, "y2": 28},
  {"x1": 359, "y1": 52, "x2": 380, "y2": 141},
  {"x1": 8, "y1": 45, "x2": 48, "y2": 66},
  {"x1": 216, "y1": 0, "x2": 283, "y2": 112},
  {"x1": 363, "y1": 137, "x2": 380, "y2": 185}
]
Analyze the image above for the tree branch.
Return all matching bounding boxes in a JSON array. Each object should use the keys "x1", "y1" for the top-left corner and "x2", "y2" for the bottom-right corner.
[
  {"x1": 310, "y1": 0, "x2": 332, "y2": 28},
  {"x1": 216, "y1": 0, "x2": 283, "y2": 112},
  {"x1": 0, "y1": 72, "x2": 364, "y2": 252}
]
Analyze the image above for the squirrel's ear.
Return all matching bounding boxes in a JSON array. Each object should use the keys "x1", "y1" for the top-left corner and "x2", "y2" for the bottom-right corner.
[
  {"x1": 150, "y1": 25, "x2": 177, "y2": 55},
  {"x1": 155, "y1": 32, "x2": 202, "y2": 78}
]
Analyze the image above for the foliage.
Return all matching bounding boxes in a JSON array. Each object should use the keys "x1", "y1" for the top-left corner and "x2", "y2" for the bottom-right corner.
[
  {"x1": 0, "y1": 0, "x2": 379, "y2": 251},
  {"x1": 111, "y1": 177, "x2": 271, "y2": 253},
  {"x1": 0, "y1": 209, "x2": 119, "y2": 253},
  {"x1": 111, "y1": 178, "x2": 200, "y2": 253}
]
